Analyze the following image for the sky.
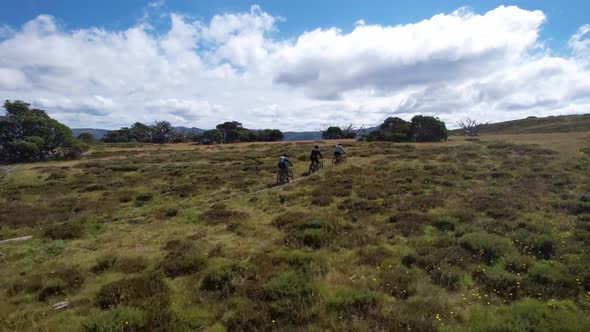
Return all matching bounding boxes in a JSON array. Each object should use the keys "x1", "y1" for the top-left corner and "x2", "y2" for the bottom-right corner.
[{"x1": 0, "y1": 1, "x2": 589, "y2": 130}]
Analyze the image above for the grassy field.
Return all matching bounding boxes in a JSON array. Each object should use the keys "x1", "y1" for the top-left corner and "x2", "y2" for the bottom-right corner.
[{"x1": 1, "y1": 132, "x2": 590, "y2": 331}]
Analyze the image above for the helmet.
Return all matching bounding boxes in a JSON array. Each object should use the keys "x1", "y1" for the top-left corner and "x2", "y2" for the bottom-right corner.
[
  {"x1": 315, "y1": 145, "x2": 319, "y2": 149},
  {"x1": 282, "y1": 153, "x2": 288, "y2": 157}
]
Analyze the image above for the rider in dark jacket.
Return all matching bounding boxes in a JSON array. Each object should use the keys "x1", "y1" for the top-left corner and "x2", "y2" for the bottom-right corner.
[{"x1": 310, "y1": 145, "x2": 323, "y2": 165}]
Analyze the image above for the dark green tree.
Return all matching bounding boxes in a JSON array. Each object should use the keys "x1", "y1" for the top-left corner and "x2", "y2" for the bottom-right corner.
[
  {"x1": 77, "y1": 133, "x2": 96, "y2": 143},
  {"x1": 216, "y1": 121, "x2": 243, "y2": 143},
  {"x1": 410, "y1": 115, "x2": 448, "y2": 142},
  {"x1": 322, "y1": 126, "x2": 345, "y2": 139},
  {"x1": 0, "y1": 100, "x2": 87, "y2": 163},
  {"x1": 151, "y1": 121, "x2": 174, "y2": 144}
]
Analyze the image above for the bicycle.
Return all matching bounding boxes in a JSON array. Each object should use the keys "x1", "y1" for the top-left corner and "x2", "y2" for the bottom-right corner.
[
  {"x1": 332, "y1": 154, "x2": 347, "y2": 166},
  {"x1": 276, "y1": 167, "x2": 294, "y2": 184},
  {"x1": 308, "y1": 159, "x2": 323, "y2": 174}
]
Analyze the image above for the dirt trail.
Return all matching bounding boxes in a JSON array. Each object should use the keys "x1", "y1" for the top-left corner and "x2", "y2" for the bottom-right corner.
[{"x1": 0, "y1": 165, "x2": 19, "y2": 180}]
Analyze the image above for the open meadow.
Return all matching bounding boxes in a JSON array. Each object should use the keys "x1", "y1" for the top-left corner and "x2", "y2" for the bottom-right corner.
[{"x1": 2, "y1": 132, "x2": 590, "y2": 331}]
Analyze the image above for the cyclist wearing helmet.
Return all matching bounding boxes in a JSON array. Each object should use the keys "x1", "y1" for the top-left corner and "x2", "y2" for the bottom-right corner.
[
  {"x1": 334, "y1": 143, "x2": 345, "y2": 158},
  {"x1": 310, "y1": 145, "x2": 323, "y2": 166},
  {"x1": 278, "y1": 153, "x2": 293, "y2": 174}
]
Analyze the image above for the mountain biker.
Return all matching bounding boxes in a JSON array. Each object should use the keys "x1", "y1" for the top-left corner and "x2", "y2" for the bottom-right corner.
[
  {"x1": 310, "y1": 145, "x2": 323, "y2": 167},
  {"x1": 278, "y1": 153, "x2": 293, "y2": 175},
  {"x1": 334, "y1": 143, "x2": 345, "y2": 159}
]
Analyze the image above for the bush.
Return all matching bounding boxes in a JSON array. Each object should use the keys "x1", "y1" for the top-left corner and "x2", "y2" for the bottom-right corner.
[
  {"x1": 379, "y1": 268, "x2": 417, "y2": 299},
  {"x1": 264, "y1": 270, "x2": 314, "y2": 322},
  {"x1": 311, "y1": 194, "x2": 333, "y2": 206},
  {"x1": 272, "y1": 211, "x2": 308, "y2": 229},
  {"x1": 429, "y1": 266, "x2": 464, "y2": 291},
  {"x1": 200, "y1": 204, "x2": 248, "y2": 225},
  {"x1": 443, "y1": 299, "x2": 590, "y2": 332},
  {"x1": 96, "y1": 273, "x2": 168, "y2": 309},
  {"x1": 37, "y1": 265, "x2": 85, "y2": 301},
  {"x1": 158, "y1": 251, "x2": 207, "y2": 278},
  {"x1": 460, "y1": 233, "x2": 514, "y2": 264},
  {"x1": 42, "y1": 222, "x2": 84, "y2": 240},
  {"x1": 201, "y1": 263, "x2": 246, "y2": 294},
  {"x1": 284, "y1": 218, "x2": 336, "y2": 249},
  {"x1": 82, "y1": 307, "x2": 148, "y2": 332},
  {"x1": 357, "y1": 246, "x2": 393, "y2": 267},
  {"x1": 473, "y1": 267, "x2": 520, "y2": 299},
  {"x1": 271, "y1": 250, "x2": 327, "y2": 276},
  {"x1": 116, "y1": 256, "x2": 148, "y2": 274},
  {"x1": 91, "y1": 255, "x2": 118, "y2": 274},
  {"x1": 38, "y1": 279, "x2": 66, "y2": 301},
  {"x1": 326, "y1": 288, "x2": 381, "y2": 316}
]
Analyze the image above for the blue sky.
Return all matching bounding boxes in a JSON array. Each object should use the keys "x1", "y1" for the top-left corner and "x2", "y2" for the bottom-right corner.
[
  {"x1": 0, "y1": 1, "x2": 589, "y2": 130},
  {"x1": 1, "y1": 0, "x2": 586, "y2": 50}
]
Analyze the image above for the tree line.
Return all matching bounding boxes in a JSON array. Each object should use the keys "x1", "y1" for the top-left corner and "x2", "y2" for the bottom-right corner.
[
  {"x1": 1, "y1": 99, "x2": 449, "y2": 164},
  {"x1": 101, "y1": 120, "x2": 284, "y2": 144}
]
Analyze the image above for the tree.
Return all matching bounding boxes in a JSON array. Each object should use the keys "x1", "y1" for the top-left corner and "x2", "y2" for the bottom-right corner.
[
  {"x1": 151, "y1": 121, "x2": 174, "y2": 144},
  {"x1": 322, "y1": 126, "x2": 345, "y2": 139},
  {"x1": 0, "y1": 100, "x2": 88, "y2": 163},
  {"x1": 77, "y1": 133, "x2": 96, "y2": 143},
  {"x1": 130, "y1": 122, "x2": 154, "y2": 142},
  {"x1": 457, "y1": 118, "x2": 486, "y2": 137},
  {"x1": 198, "y1": 130, "x2": 223, "y2": 144},
  {"x1": 410, "y1": 115, "x2": 448, "y2": 142},
  {"x1": 216, "y1": 121, "x2": 243, "y2": 143}
]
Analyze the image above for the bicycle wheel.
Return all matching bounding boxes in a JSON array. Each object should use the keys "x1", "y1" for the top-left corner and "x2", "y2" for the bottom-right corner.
[
  {"x1": 309, "y1": 163, "x2": 315, "y2": 174},
  {"x1": 332, "y1": 158, "x2": 336, "y2": 166},
  {"x1": 319, "y1": 161, "x2": 323, "y2": 169},
  {"x1": 288, "y1": 169, "x2": 294, "y2": 179}
]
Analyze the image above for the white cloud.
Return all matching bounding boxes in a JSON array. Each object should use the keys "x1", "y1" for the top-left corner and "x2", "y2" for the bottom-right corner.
[{"x1": 0, "y1": 5, "x2": 589, "y2": 130}]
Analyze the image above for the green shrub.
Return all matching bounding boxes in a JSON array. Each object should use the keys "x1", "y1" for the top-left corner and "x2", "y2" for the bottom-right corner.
[
  {"x1": 37, "y1": 265, "x2": 85, "y2": 301},
  {"x1": 311, "y1": 194, "x2": 333, "y2": 206},
  {"x1": 326, "y1": 288, "x2": 381, "y2": 316},
  {"x1": 443, "y1": 299, "x2": 590, "y2": 332},
  {"x1": 264, "y1": 270, "x2": 313, "y2": 301},
  {"x1": 460, "y1": 233, "x2": 514, "y2": 264},
  {"x1": 271, "y1": 211, "x2": 308, "y2": 228},
  {"x1": 271, "y1": 250, "x2": 327, "y2": 276},
  {"x1": 38, "y1": 279, "x2": 66, "y2": 301},
  {"x1": 527, "y1": 261, "x2": 577, "y2": 297},
  {"x1": 82, "y1": 307, "x2": 148, "y2": 332},
  {"x1": 504, "y1": 254, "x2": 534, "y2": 274},
  {"x1": 264, "y1": 270, "x2": 314, "y2": 322},
  {"x1": 433, "y1": 216, "x2": 458, "y2": 232},
  {"x1": 473, "y1": 267, "x2": 520, "y2": 299},
  {"x1": 357, "y1": 245, "x2": 393, "y2": 266},
  {"x1": 401, "y1": 254, "x2": 417, "y2": 268},
  {"x1": 96, "y1": 273, "x2": 168, "y2": 309},
  {"x1": 164, "y1": 208, "x2": 178, "y2": 217},
  {"x1": 379, "y1": 267, "x2": 417, "y2": 299},
  {"x1": 284, "y1": 218, "x2": 336, "y2": 249},
  {"x1": 200, "y1": 204, "x2": 248, "y2": 225},
  {"x1": 162, "y1": 239, "x2": 195, "y2": 252},
  {"x1": 42, "y1": 222, "x2": 84, "y2": 240},
  {"x1": 135, "y1": 193, "x2": 153, "y2": 202},
  {"x1": 116, "y1": 256, "x2": 148, "y2": 274},
  {"x1": 224, "y1": 298, "x2": 270, "y2": 331},
  {"x1": 429, "y1": 265, "x2": 464, "y2": 291},
  {"x1": 91, "y1": 255, "x2": 118, "y2": 274},
  {"x1": 158, "y1": 251, "x2": 207, "y2": 278},
  {"x1": 201, "y1": 263, "x2": 246, "y2": 293}
]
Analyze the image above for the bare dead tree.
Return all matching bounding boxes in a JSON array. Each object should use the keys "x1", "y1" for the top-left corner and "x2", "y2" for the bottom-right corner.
[{"x1": 457, "y1": 118, "x2": 486, "y2": 137}]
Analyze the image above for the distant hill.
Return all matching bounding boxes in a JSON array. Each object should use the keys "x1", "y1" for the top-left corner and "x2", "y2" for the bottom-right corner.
[
  {"x1": 72, "y1": 127, "x2": 206, "y2": 139},
  {"x1": 451, "y1": 114, "x2": 590, "y2": 135},
  {"x1": 282, "y1": 131, "x2": 322, "y2": 141},
  {"x1": 72, "y1": 128, "x2": 109, "y2": 139},
  {"x1": 173, "y1": 126, "x2": 206, "y2": 135}
]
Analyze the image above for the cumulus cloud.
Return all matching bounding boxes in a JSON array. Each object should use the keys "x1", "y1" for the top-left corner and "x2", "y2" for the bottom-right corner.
[{"x1": 0, "y1": 5, "x2": 589, "y2": 130}]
